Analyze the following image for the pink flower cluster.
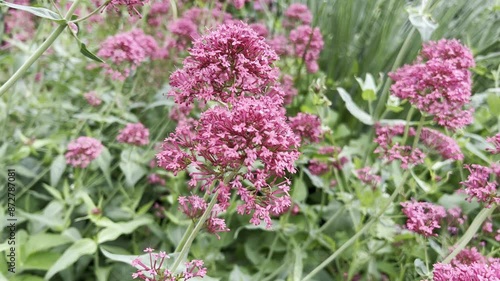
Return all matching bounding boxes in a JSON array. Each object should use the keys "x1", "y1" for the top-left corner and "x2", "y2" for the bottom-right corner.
[
  {"x1": 106, "y1": 0, "x2": 148, "y2": 17},
  {"x1": 445, "y1": 207, "x2": 466, "y2": 235},
  {"x1": 461, "y1": 164, "x2": 499, "y2": 207},
  {"x1": 148, "y1": 174, "x2": 165, "y2": 185},
  {"x1": 486, "y1": 133, "x2": 500, "y2": 154},
  {"x1": 356, "y1": 167, "x2": 381, "y2": 188},
  {"x1": 374, "y1": 124, "x2": 463, "y2": 168},
  {"x1": 374, "y1": 124, "x2": 425, "y2": 169},
  {"x1": 389, "y1": 39, "x2": 475, "y2": 130},
  {"x1": 400, "y1": 200, "x2": 446, "y2": 237},
  {"x1": 432, "y1": 248, "x2": 500, "y2": 281},
  {"x1": 158, "y1": 22, "x2": 301, "y2": 229},
  {"x1": 84, "y1": 91, "x2": 102, "y2": 107},
  {"x1": 284, "y1": 3, "x2": 312, "y2": 27},
  {"x1": 3, "y1": 0, "x2": 35, "y2": 47},
  {"x1": 169, "y1": 22, "x2": 280, "y2": 105},
  {"x1": 289, "y1": 25, "x2": 324, "y2": 73},
  {"x1": 98, "y1": 29, "x2": 160, "y2": 80},
  {"x1": 288, "y1": 113, "x2": 323, "y2": 144},
  {"x1": 65, "y1": 137, "x2": 103, "y2": 168},
  {"x1": 131, "y1": 248, "x2": 207, "y2": 280},
  {"x1": 147, "y1": 0, "x2": 170, "y2": 27},
  {"x1": 117, "y1": 123, "x2": 150, "y2": 146}
]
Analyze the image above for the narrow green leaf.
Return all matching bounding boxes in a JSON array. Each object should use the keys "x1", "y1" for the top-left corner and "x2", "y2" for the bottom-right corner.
[
  {"x1": 228, "y1": 266, "x2": 252, "y2": 281},
  {"x1": 410, "y1": 170, "x2": 431, "y2": 193},
  {"x1": 42, "y1": 184, "x2": 63, "y2": 201},
  {"x1": 337, "y1": 87, "x2": 374, "y2": 125},
  {"x1": 25, "y1": 233, "x2": 72, "y2": 257},
  {"x1": 97, "y1": 216, "x2": 152, "y2": 243},
  {"x1": 50, "y1": 154, "x2": 66, "y2": 187},
  {"x1": 119, "y1": 160, "x2": 146, "y2": 188},
  {"x1": 0, "y1": 1, "x2": 63, "y2": 21},
  {"x1": 80, "y1": 42, "x2": 104, "y2": 63},
  {"x1": 293, "y1": 246, "x2": 303, "y2": 281},
  {"x1": 45, "y1": 239, "x2": 97, "y2": 280},
  {"x1": 486, "y1": 93, "x2": 500, "y2": 115}
]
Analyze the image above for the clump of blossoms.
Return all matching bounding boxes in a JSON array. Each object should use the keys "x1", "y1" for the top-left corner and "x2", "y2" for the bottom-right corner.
[
  {"x1": 445, "y1": 207, "x2": 467, "y2": 235},
  {"x1": 431, "y1": 248, "x2": 500, "y2": 281},
  {"x1": 104, "y1": 0, "x2": 148, "y2": 17},
  {"x1": 460, "y1": 164, "x2": 499, "y2": 207},
  {"x1": 389, "y1": 39, "x2": 475, "y2": 130},
  {"x1": 2, "y1": 0, "x2": 35, "y2": 48},
  {"x1": 374, "y1": 124, "x2": 463, "y2": 168},
  {"x1": 65, "y1": 137, "x2": 103, "y2": 168},
  {"x1": 289, "y1": 25, "x2": 324, "y2": 73},
  {"x1": 83, "y1": 91, "x2": 102, "y2": 107},
  {"x1": 486, "y1": 133, "x2": 500, "y2": 154},
  {"x1": 168, "y1": 22, "x2": 280, "y2": 105},
  {"x1": 98, "y1": 29, "x2": 160, "y2": 80},
  {"x1": 356, "y1": 167, "x2": 381, "y2": 188},
  {"x1": 131, "y1": 248, "x2": 207, "y2": 280},
  {"x1": 283, "y1": 3, "x2": 312, "y2": 28},
  {"x1": 400, "y1": 200, "x2": 446, "y2": 237},
  {"x1": 374, "y1": 124, "x2": 425, "y2": 169},
  {"x1": 158, "y1": 22, "x2": 300, "y2": 229},
  {"x1": 288, "y1": 113, "x2": 323, "y2": 144},
  {"x1": 158, "y1": 96, "x2": 300, "y2": 228},
  {"x1": 117, "y1": 123, "x2": 150, "y2": 146}
]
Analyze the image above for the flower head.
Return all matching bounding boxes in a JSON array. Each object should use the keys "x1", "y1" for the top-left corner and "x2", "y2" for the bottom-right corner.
[
  {"x1": 400, "y1": 200, "x2": 446, "y2": 237},
  {"x1": 486, "y1": 133, "x2": 500, "y2": 154},
  {"x1": 84, "y1": 91, "x2": 102, "y2": 107},
  {"x1": 288, "y1": 113, "x2": 323, "y2": 144},
  {"x1": 284, "y1": 3, "x2": 312, "y2": 27},
  {"x1": 169, "y1": 22, "x2": 280, "y2": 105},
  {"x1": 461, "y1": 164, "x2": 499, "y2": 207},
  {"x1": 289, "y1": 25, "x2": 324, "y2": 73},
  {"x1": 117, "y1": 123, "x2": 150, "y2": 146},
  {"x1": 389, "y1": 39, "x2": 475, "y2": 130},
  {"x1": 65, "y1": 137, "x2": 103, "y2": 168}
]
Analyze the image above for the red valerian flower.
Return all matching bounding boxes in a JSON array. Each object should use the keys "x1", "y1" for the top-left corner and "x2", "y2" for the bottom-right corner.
[{"x1": 65, "y1": 137, "x2": 103, "y2": 168}]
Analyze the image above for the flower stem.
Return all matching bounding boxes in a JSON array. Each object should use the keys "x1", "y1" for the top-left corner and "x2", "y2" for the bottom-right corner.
[
  {"x1": 441, "y1": 205, "x2": 496, "y2": 264},
  {"x1": 301, "y1": 171, "x2": 410, "y2": 281},
  {"x1": 170, "y1": 191, "x2": 219, "y2": 273},
  {"x1": 0, "y1": 0, "x2": 81, "y2": 97}
]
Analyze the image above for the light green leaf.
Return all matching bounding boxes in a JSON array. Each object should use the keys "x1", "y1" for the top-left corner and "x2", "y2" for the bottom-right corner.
[
  {"x1": 22, "y1": 251, "x2": 61, "y2": 271},
  {"x1": 413, "y1": 258, "x2": 428, "y2": 276},
  {"x1": 119, "y1": 160, "x2": 146, "y2": 188},
  {"x1": 80, "y1": 42, "x2": 104, "y2": 63},
  {"x1": 95, "y1": 146, "x2": 112, "y2": 187},
  {"x1": 410, "y1": 170, "x2": 431, "y2": 193},
  {"x1": 292, "y1": 176, "x2": 307, "y2": 202},
  {"x1": 486, "y1": 93, "x2": 500, "y2": 115},
  {"x1": 229, "y1": 266, "x2": 252, "y2": 281},
  {"x1": 97, "y1": 216, "x2": 152, "y2": 244},
  {"x1": 407, "y1": 0, "x2": 438, "y2": 41},
  {"x1": 45, "y1": 239, "x2": 97, "y2": 280},
  {"x1": 25, "y1": 233, "x2": 72, "y2": 257},
  {"x1": 42, "y1": 184, "x2": 63, "y2": 201},
  {"x1": 293, "y1": 246, "x2": 303, "y2": 281},
  {"x1": 0, "y1": 1, "x2": 63, "y2": 22},
  {"x1": 337, "y1": 87, "x2": 374, "y2": 125},
  {"x1": 50, "y1": 155, "x2": 66, "y2": 187}
]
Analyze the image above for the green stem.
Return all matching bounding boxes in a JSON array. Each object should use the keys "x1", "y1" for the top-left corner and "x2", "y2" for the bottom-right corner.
[
  {"x1": 373, "y1": 28, "x2": 416, "y2": 120},
  {"x1": 170, "y1": 191, "x2": 219, "y2": 273},
  {"x1": 71, "y1": 1, "x2": 109, "y2": 23},
  {"x1": 0, "y1": 0, "x2": 81, "y2": 97},
  {"x1": 301, "y1": 171, "x2": 410, "y2": 281},
  {"x1": 441, "y1": 206, "x2": 496, "y2": 264}
]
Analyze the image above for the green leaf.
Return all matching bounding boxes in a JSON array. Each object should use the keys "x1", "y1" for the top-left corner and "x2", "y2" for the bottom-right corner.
[
  {"x1": 80, "y1": 42, "x2": 104, "y2": 63},
  {"x1": 119, "y1": 157, "x2": 146, "y2": 188},
  {"x1": 25, "y1": 232, "x2": 72, "y2": 257},
  {"x1": 293, "y1": 246, "x2": 303, "y2": 281},
  {"x1": 95, "y1": 146, "x2": 113, "y2": 187},
  {"x1": 42, "y1": 184, "x2": 63, "y2": 201},
  {"x1": 229, "y1": 266, "x2": 252, "y2": 281},
  {"x1": 22, "y1": 251, "x2": 61, "y2": 271},
  {"x1": 410, "y1": 170, "x2": 431, "y2": 193},
  {"x1": 292, "y1": 176, "x2": 307, "y2": 201},
  {"x1": 0, "y1": 1, "x2": 63, "y2": 22},
  {"x1": 97, "y1": 216, "x2": 152, "y2": 243},
  {"x1": 45, "y1": 239, "x2": 97, "y2": 280},
  {"x1": 50, "y1": 154, "x2": 66, "y2": 187},
  {"x1": 337, "y1": 87, "x2": 374, "y2": 125},
  {"x1": 486, "y1": 93, "x2": 500, "y2": 115}
]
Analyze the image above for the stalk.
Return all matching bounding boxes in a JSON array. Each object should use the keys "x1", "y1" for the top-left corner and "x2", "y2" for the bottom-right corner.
[{"x1": 441, "y1": 206, "x2": 496, "y2": 264}]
